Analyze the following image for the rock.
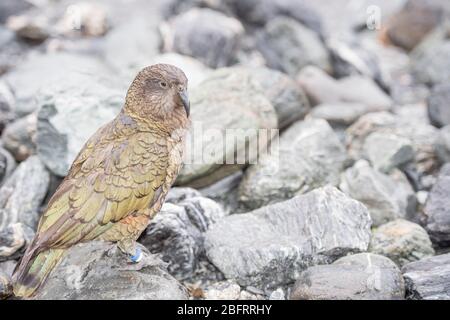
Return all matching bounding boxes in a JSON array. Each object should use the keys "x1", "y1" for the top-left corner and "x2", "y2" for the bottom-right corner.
[
  {"x1": 290, "y1": 253, "x2": 405, "y2": 300},
  {"x1": 176, "y1": 68, "x2": 277, "y2": 187},
  {"x1": 33, "y1": 241, "x2": 188, "y2": 300},
  {"x1": 6, "y1": 14, "x2": 50, "y2": 43},
  {"x1": 297, "y1": 66, "x2": 392, "y2": 110},
  {"x1": 164, "y1": 8, "x2": 244, "y2": 68},
  {"x1": 0, "y1": 268, "x2": 12, "y2": 299},
  {"x1": 199, "y1": 171, "x2": 242, "y2": 214},
  {"x1": 205, "y1": 186, "x2": 372, "y2": 290},
  {"x1": 103, "y1": 16, "x2": 161, "y2": 84},
  {"x1": 35, "y1": 72, "x2": 124, "y2": 177},
  {"x1": 239, "y1": 118, "x2": 347, "y2": 210},
  {"x1": 225, "y1": 0, "x2": 323, "y2": 34},
  {"x1": 4, "y1": 52, "x2": 111, "y2": 116},
  {"x1": 140, "y1": 196, "x2": 225, "y2": 280},
  {"x1": 56, "y1": 2, "x2": 108, "y2": 37},
  {"x1": 0, "y1": 157, "x2": 49, "y2": 260},
  {"x1": 369, "y1": 219, "x2": 434, "y2": 267},
  {"x1": 0, "y1": 81, "x2": 15, "y2": 133},
  {"x1": 165, "y1": 187, "x2": 202, "y2": 204},
  {"x1": 427, "y1": 83, "x2": 450, "y2": 128},
  {"x1": 258, "y1": 17, "x2": 331, "y2": 76},
  {"x1": 383, "y1": 0, "x2": 446, "y2": 51},
  {"x1": 340, "y1": 160, "x2": 416, "y2": 227},
  {"x1": 0, "y1": 147, "x2": 15, "y2": 186},
  {"x1": 435, "y1": 125, "x2": 450, "y2": 163},
  {"x1": 269, "y1": 288, "x2": 286, "y2": 300},
  {"x1": 0, "y1": 260, "x2": 15, "y2": 276},
  {"x1": 1, "y1": 113, "x2": 37, "y2": 162},
  {"x1": 0, "y1": 26, "x2": 25, "y2": 75},
  {"x1": 149, "y1": 53, "x2": 211, "y2": 88},
  {"x1": 0, "y1": 0, "x2": 32, "y2": 23},
  {"x1": 362, "y1": 132, "x2": 415, "y2": 173},
  {"x1": 163, "y1": 0, "x2": 232, "y2": 19},
  {"x1": 424, "y1": 164, "x2": 450, "y2": 246},
  {"x1": 402, "y1": 253, "x2": 450, "y2": 300},
  {"x1": 204, "y1": 280, "x2": 241, "y2": 300},
  {"x1": 310, "y1": 103, "x2": 378, "y2": 126}
]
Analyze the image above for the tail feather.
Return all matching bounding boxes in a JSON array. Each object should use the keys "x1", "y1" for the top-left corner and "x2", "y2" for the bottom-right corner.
[{"x1": 12, "y1": 248, "x2": 65, "y2": 298}]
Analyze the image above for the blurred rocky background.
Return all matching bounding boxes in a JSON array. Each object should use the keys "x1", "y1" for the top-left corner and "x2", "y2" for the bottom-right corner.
[{"x1": 1, "y1": 0, "x2": 450, "y2": 300}]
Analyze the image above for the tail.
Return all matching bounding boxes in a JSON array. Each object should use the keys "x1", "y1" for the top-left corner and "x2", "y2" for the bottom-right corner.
[{"x1": 12, "y1": 248, "x2": 65, "y2": 298}]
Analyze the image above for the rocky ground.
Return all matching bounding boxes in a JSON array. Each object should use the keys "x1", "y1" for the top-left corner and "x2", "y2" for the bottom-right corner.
[{"x1": 1, "y1": 0, "x2": 450, "y2": 300}]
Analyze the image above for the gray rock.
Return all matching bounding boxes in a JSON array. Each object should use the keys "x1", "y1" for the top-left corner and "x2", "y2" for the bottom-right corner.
[
  {"x1": 424, "y1": 164, "x2": 450, "y2": 246},
  {"x1": 0, "y1": 81, "x2": 15, "y2": 133},
  {"x1": 165, "y1": 187, "x2": 202, "y2": 204},
  {"x1": 165, "y1": 8, "x2": 244, "y2": 68},
  {"x1": 310, "y1": 103, "x2": 379, "y2": 126},
  {"x1": 0, "y1": 26, "x2": 24, "y2": 75},
  {"x1": 363, "y1": 132, "x2": 415, "y2": 173},
  {"x1": 0, "y1": 0, "x2": 32, "y2": 23},
  {"x1": 176, "y1": 68, "x2": 277, "y2": 187},
  {"x1": 402, "y1": 253, "x2": 450, "y2": 300},
  {"x1": 4, "y1": 52, "x2": 111, "y2": 117},
  {"x1": 239, "y1": 118, "x2": 347, "y2": 210},
  {"x1": 225, "y1": 0, "x2": 323, "y2": 34},
  {"x1": 258, "y1": 17, "x2": 331, "y2": 76},
  {"x1": 141, "y1": 196, "x2": 225, "y2": 280},
  {"x1": 340, "y1": 160, "x2": 416, "y2": 227},
  {"x1": 35, "y1": 73, "x2": 124, "y2": 177},
  {"x1": 0, "y1": 268, "x2": 12, "y2": 299},
  {"x1": 297, "y1": 66, "x2": 392, "y2": 110},
  {"x1": 34, "y1": 241, "x2": 188, "y2": 300},
  {"x1": 427, "y1": 83, "x2": 450, "y2": 128},
  {"x1": 205, "y1": 186, "x2": 372, "y2": 290},
  {"x1": 269, "y1": 288, "x2": 286, "y2": 300},
  {"x1": 290, "y1": 253, "x2": 405, "y2": 300},
  {"x1": 369, "y1": 219, "x2": 435, "y2": 267},
  {"x1": 0, "y1": 156, "x2": 49, "y2": 260},
  {"x1": 0, "y1": 146, "x2": 15, "y2": 186},
  {"x1": 204, "y1": 280, "x2": 241, "y2": 300},
  {"x1": 435, "y1": 125, "x2": 450, "y2": 163},
  {"x1": 1, "y1": 113, "x2": 37, "y2": 162}
]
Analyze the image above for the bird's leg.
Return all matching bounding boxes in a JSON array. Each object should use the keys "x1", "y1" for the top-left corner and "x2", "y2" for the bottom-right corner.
[{"x1": 117, "y1": 237, "x2": 142, "y2": 263}]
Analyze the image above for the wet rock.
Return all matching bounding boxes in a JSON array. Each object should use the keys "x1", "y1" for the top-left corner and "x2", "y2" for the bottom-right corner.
[
  {"x1": 34, "y1": 241, "x2": 188, "y2": 300},
  {"x1": 310, "y1": 103, "x2": 379, "y2": 126},
  {"x1": 424, "y1": 164, "x2": 450, "y2": 246},
  {"x1": 369, "y1": 219, "x2": 434, "y2": 267},
  {"x1": 0, "y1": 157, "x2": 50, "y2": 260},
  {"x1": 176, "y1": 68, "x2": 277, "y2": 187},
  {"x1": 402, "y1": 253, "x2": 450, "y2": 300},
  {"x1": 362, "y1": 132, "x2": 415, "y2": 173},
  {"x1": 290, "y1": 253, "x2": 405, "y2": 300},
  {"x1": 0, "y1": 81, "x2": 15, "y2": 133},
  {"x1": 0, "y1": 147, "x2": 15, "y2": 186},
  {"x1": 427, "y1": 83, "x2": 450, "y2": 128},
  {"x1": 297, "y1": 66, "x2": 392, "y2": 110},
  {"x1": 4, "y1": 52, "x2": 110, "y2": 116},
  {"x1": 1, "y1": 113, "x2": 37, "y2": 162},
  {"x1": 239, "y1": 118, "x2": 347, "y2": 210},
  {"x1": 225, "y1": 0, "x2": 323, "y2": 34},
  {"x1": 258, "y1": 17, "x2": 330, "y2": 76},
  {"x1": 164, "y1": 8, "x2": 244, "y2": 68},
  {"x1": 35, "y1": 72, "x2": 123, "y2": 177},
  {"x1": 435, "y1": 125, "x2": 450, "y2": 163},
  {"x1": 340, "y1": 160, "x2": 416, "y2": 227},
  {"x1": 141, "y1": 196, "x2": 225, "y2": 280},
  {"x1": 205, "y1": 186, "x2": 372, "y2": 290}
]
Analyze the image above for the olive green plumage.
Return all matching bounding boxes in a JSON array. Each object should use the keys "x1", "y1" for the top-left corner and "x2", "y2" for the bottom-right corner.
[{"x1": 12, "y1": 64, "x2": 190, "y2": 298}]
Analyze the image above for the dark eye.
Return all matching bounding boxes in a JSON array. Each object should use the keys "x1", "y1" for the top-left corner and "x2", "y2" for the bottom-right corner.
[{"x1": 159, "y1": 81, "x2": 167, "y2": 88}]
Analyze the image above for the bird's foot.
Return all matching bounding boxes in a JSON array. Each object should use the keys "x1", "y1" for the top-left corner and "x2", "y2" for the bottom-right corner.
[{"x1": 117, "y1": 238, "x2": 141, "y2": 263}]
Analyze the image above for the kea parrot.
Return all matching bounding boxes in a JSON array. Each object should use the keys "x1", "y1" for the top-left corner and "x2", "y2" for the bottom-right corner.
[{"x1": 12, "y1": 64, "x2": 191, "y2": 298}]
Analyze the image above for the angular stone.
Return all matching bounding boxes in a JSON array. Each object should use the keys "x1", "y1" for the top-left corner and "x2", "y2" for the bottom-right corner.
[
  {"x1": 258, "y1": 17, "x2": 331, "y2": 76},
  {"x1": 369, "y1": 219, "x2": 434, "y2": 267},
  {"x1": 34, "y1": 241, "x2": 188, "y2": 300},
  {"x1": 424, "y1": 164, "x2": 450, "y2": 246},
  {"x1": 239, "y1": 118, "x2": 347, "y2": 210},
  {"x1": 165, "y1": 8, "x2": 244, "y2": 68},
  {"x1": 427, "y1": 83, "x2": 450, "y2": 128},
  {"x1": 205, "y1": 186, "x2": 372, "y2": 290},
  {"x1": 290, "y1": 253, "x2": 405, "y2": 300},
  {"x1": 402, "y1": 253, "x2": 450, "y2": 300},
  {"x1": 340, "y1": 160, "x2": 416, "y2": 227}
]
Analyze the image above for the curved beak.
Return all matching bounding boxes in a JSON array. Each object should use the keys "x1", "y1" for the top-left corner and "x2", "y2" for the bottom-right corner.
[{"x1": 179, "y1": 89, "x2": 190, "y2": 117}]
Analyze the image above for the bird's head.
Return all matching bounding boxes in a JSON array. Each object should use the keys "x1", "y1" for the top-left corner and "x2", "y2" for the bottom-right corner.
[{"x1": 124, "y1": 64, "x2": 190, "y2": 123}]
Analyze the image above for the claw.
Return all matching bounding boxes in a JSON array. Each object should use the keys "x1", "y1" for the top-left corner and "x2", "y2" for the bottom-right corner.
[{"x1": 129, "y1": 247, "x2": 142, "y2": 263}]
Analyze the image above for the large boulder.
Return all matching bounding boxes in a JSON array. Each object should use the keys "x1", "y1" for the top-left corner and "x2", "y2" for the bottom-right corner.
[
  {"x1": 33, "y1": 241, "x2": 188, "y2": 300},
  {"x1": 205, "y1": 186, "x2": 372, "y2": 290},
  {"x1": 176, "y1": 68, "x2": 277, "y2": 187},
  {"x1": 290, "y1": 253, "x2": 405, "y2": 300},
  {"x1": 239, "y1": 118, "x2": 347, "y2": 210}
]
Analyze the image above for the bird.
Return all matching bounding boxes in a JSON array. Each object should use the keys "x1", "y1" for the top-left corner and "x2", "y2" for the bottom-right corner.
[{"x1": 12, "y1": 63, "x2": 190, "y2": 298}]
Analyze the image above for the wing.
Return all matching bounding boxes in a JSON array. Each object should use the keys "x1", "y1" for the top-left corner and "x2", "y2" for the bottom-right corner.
[{"x1": 31, "y1": 117, "x2": 170, "y2": 251}]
